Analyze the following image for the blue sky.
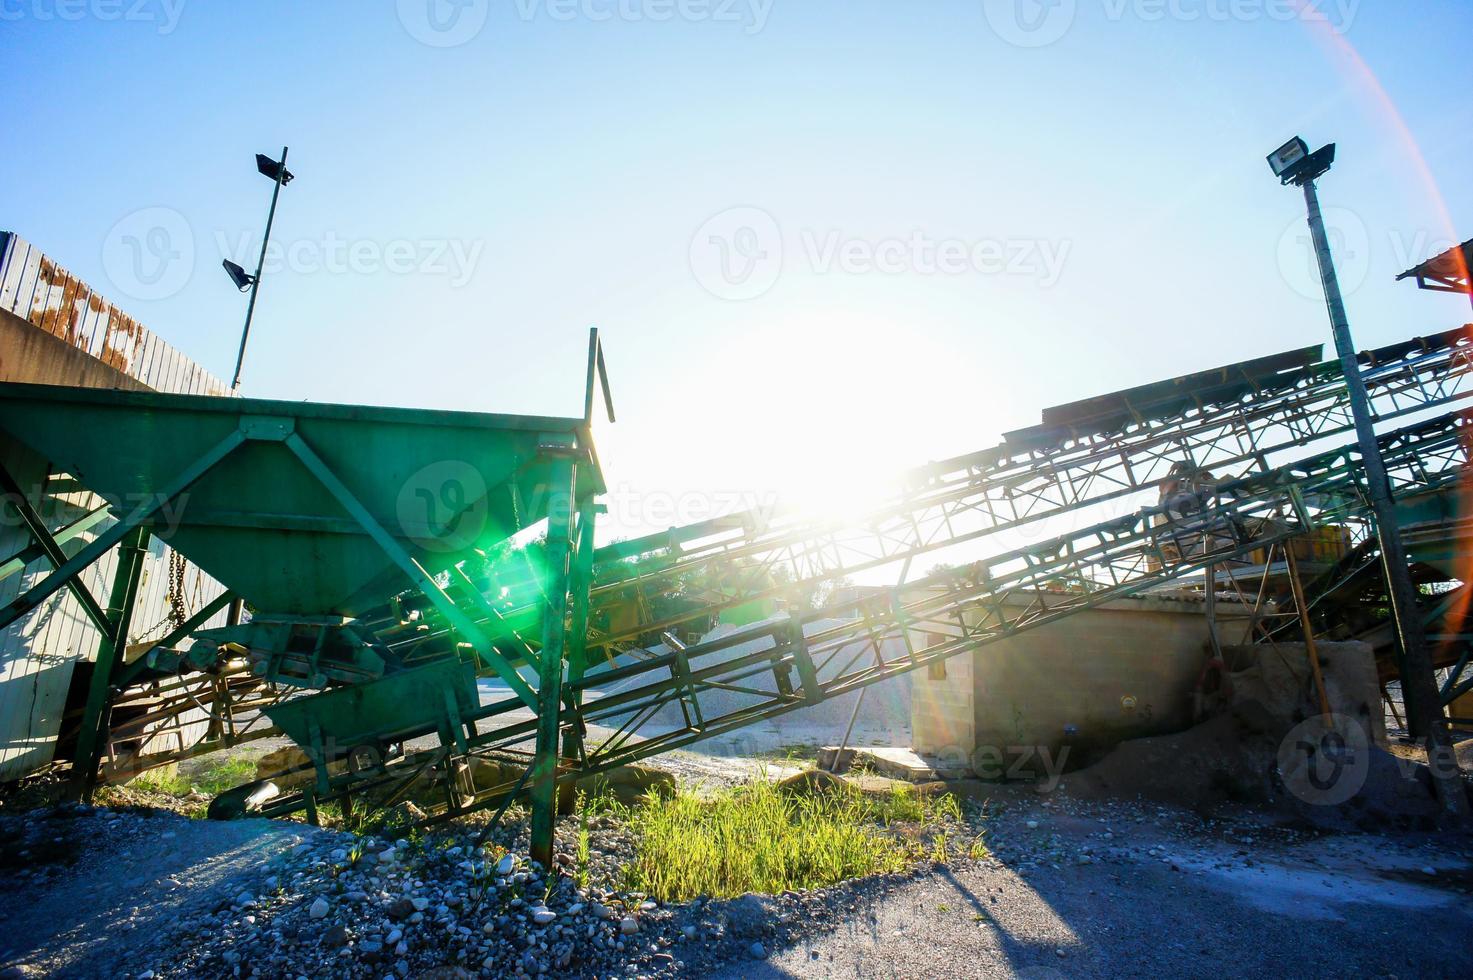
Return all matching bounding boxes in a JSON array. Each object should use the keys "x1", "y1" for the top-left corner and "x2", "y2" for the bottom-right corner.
[{"x1": 2, "y1": 0, "x2": 1471, "y2": 538}]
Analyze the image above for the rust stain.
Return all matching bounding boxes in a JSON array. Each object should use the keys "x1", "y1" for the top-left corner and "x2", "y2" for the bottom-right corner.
[
  {"x1": 65, "y1": 289, "x2": 84, "y2": 347},
  {"x1": 87, "y1": 292, "x2": 105, "y2": 314},
  {"x1": 99, "y1": 341, "x2": 129, "y2": 372},
  {"x1": 49, "y1": 275, "x2": 80, "y2": 343}
]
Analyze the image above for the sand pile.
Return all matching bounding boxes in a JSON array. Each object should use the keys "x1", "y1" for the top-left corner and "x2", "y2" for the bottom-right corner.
[{"x1": 1061, "y1": 641, "x2": 1457, "y2": 829}]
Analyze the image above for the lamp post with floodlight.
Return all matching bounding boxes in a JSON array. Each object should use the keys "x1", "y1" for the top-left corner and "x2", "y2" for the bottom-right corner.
[
  {"x1": 223, "y1": 146, "x2": 293, "y2": 393},
  {"x1": 1268, "y1": 136, "x2": 1467, "y2": 820}
]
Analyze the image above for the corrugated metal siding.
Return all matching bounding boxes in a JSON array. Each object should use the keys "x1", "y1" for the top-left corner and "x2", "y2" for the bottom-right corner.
[
  {"x1": 0, "y1": 232, "x2": 233, "y2": 780},
  {"x1": 0, "y1": 232, "x2": 231, "y2": 395}
]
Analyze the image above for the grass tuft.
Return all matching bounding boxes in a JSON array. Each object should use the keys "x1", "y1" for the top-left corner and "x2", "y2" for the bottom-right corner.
[{"x1": 618, "y1": 771, "x2": 962, "y2": 903}]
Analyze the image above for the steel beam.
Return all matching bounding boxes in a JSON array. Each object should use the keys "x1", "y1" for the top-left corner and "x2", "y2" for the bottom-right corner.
[
  {"x1": 283, "y1": 431, "x2": 537, "y2": 709},
  {"x1": 0, "y1": 427, "x2": 246, "y2": 633},
  {"x1": 530, "y1": 453, "x2": 576, "y2": 869},
  {"x1": 68, "y1": 527, "x2": 149, "y2": 801}
]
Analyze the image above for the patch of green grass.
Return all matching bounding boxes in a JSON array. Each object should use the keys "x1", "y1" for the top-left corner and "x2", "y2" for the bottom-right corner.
[
  {"x1": 188, "y1": 755, "x2": 259, "y2": 796},
  {"x1": 129, "y1": 766, "x2": 192, "y2": 796},
  {"x1": 127, "y1": 754, "x2": 259, "y2": 800},
  {"x1": 618, "y1": 772, "x2": 961, "y2": 903}
]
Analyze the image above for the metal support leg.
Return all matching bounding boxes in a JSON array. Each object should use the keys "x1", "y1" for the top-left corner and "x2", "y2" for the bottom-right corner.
[
  {"x1": 562, "y1": 499, "x2": 598, "y2": 767},
  {"x1": 531, "y1": 455, "x2": 576, "y2": 869},
  {"x1": 1285, "y1": 545, "x2": 1332, "y2": 718},
  {"x1": 68, "y1": 527, "x2": 149, "y2": 801}
]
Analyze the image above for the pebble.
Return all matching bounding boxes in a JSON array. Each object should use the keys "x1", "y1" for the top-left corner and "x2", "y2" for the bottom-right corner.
[
  {"x1": 619, "y1": 916, "x2": 639, "y2": 935},
  {"x1": 309, "y1": 897, "x2": 330, "y2": 919},
  {"x1": 749, "y1": 942, "x2": 768, "y2": 959}
]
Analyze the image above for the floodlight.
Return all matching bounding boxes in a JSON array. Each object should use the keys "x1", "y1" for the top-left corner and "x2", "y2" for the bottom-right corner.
[
  {"x1": 222, "y1": 259, "x2": 257, "y2": 291},
  {"x1": 1267, "y1": 137, "x2": 1335, "y2": 185},
  {"x1": 256, "y1": 153, "x2": 295, "y2": 184},
  {"x1": 1266, "y1": 137, "x2": 1309, "y2": 179}
]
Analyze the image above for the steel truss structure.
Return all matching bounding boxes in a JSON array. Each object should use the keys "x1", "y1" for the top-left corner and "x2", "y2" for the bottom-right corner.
[
  {"x1": 416, "y1": 327, "x2": 1473, "y2": 664},
  {"x1": 4, "y1": 326, "x2": 1471, "y2": 864},
  {"x1": 242, "y1": 408, "x2": 1472, "y2": 855}
]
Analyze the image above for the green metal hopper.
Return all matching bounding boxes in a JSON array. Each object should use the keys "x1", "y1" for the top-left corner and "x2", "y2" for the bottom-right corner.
[
  {"x1": 0, "y1": 329, "x2": 614, "y2": 863},
  {"x1": 0, "y1": 383, "x2": 604, "y2": 617}
]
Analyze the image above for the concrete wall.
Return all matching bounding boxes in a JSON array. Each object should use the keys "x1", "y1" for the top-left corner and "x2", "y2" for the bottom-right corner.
[
  {"x1": 911, "y1": 631, "x2": 975, "y2": 769},
  {"x1": 0, "y1": 308, "x2": 149, "y2": 390},
  {"x1": 912, "y1": 592, "x2": 1251, "y2": 774}
]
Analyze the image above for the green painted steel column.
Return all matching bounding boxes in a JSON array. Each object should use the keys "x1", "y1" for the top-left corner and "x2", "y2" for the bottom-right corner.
[
  {"x1": 68, "y1": 526, "x2": 149, "y2": 801},
  {"x1": 530, "y1": 455, "x2": 577, "y2": 868},
  {"x1": 561, "y1": 498, "x2": 599, "y2": 771}
]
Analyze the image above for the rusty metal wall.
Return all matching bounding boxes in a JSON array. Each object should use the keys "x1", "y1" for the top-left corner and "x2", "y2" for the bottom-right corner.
[
  {"x1": 0, "y1": 232, "x2": 231, "y2": 395},
  {"x1": 0, "y1": 232, "x2": 232, "y2": 781}
]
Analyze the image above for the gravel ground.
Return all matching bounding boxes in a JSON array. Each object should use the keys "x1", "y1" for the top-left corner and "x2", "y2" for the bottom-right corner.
[
  {"x1": 1, "y1": 755, "x2": 1470, "y2": 979},
  {"x1": 721, "y1": 789, "x2": 1473, "y2": 979}
]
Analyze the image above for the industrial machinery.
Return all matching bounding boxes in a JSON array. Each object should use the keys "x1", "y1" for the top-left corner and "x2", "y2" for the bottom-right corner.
[{"x1": 1, "y1": 325, "x2": 1470, "y2": 864}]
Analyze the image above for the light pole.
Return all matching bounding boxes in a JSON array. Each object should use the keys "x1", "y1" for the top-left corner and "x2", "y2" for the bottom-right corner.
[
  {"x1": 1268, "y1": 137, "x2": 1468, "y2": 820},
  {"x1": 223, "y1": 146, "x2": 293, "y2": 392}
]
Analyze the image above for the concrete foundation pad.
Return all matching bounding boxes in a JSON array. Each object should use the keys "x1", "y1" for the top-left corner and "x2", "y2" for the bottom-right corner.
[{"x1": 817, "y1": 745, "x2": 971, "y2": 781}]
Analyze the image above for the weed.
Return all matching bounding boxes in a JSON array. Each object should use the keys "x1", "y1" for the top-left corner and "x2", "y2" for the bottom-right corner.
[{"x1": 574, "y1": 792, "x2": 594, "y2": 891}]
